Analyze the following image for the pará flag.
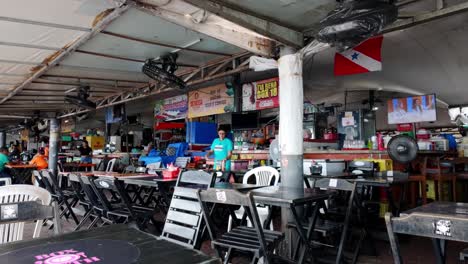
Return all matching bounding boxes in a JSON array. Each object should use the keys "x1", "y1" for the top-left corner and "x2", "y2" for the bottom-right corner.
[{"x1": 334, "y1": 36, "x2": 383, "y2": 76}]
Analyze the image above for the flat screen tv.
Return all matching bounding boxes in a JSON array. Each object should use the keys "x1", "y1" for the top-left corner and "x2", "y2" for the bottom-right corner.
[
  {"x1": 387, "y1": 94, "x2": 437, "y2": 124},
  {"x1": 232, "y1": 112, "x2": 259, "y2": 130}
]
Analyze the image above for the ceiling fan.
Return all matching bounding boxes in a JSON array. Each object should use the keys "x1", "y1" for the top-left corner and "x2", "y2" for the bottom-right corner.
[
  {"x1": 142, "y1": 53, "x2": 186, "y2": 90},
  {"x1": 64, "y1": 86, "x2": 96, "y2": 109}
]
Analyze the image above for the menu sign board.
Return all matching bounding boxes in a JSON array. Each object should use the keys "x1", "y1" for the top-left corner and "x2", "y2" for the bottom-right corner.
[
  {"x1": 188, "y1": 83, "x2": 235, "y2": 118},
  {"x1": 242, "y1": 77, "x2": 279, "y2": 111},
  {"x1": 154, "y1": 94, "x2": 188, "y2": 121}
]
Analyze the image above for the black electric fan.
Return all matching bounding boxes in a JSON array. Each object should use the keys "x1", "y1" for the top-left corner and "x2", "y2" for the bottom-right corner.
[
  {"x1": 316, "y1": 0, "x2": 398, "y2": 51},
  {"x1": 64, "y1": 86, "x2": 96, "y2": 109},
  {"x1": 387, "y1": 135, "x2": 418, "y2": 165},
  {"x1": 142, "y1": 53, "x2": 186, "y2": 90}
]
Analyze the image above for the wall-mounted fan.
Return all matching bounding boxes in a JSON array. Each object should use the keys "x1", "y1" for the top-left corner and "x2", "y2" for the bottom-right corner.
[
  {"x1": 316, "y1": 0, "x2": 398, "y2": 51},
  {"x1": 65, "y1": 86, "x2": 96, "y2": 109},
  {"x1": 142, "y1": 53, "x2": 186, "y2": 90}
]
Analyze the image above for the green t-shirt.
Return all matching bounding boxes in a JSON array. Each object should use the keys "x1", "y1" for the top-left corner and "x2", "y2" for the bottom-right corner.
[
  {"x1": 0, "y1": 153, "x2": 9, "y2": 172},
  {"x1": 211, "y1": 138, "x2": 233, "y2": 171}
]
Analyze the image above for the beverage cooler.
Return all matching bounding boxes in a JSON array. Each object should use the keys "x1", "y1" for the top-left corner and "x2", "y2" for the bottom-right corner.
[{"x1": 337, "y1": 110, "x2": 376, "y2": 149}]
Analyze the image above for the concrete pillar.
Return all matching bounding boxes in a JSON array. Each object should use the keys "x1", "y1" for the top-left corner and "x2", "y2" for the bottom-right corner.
[
  {"x1": 0, "y1": 131, "x2": 6, "y2": 148},
  {"x1": 278, "y1": 46, "x2": 304, "y2": 192},
  {"x1": 278, "y1": 46, "x2": 304, "y2": 255},
  {"x1": 48, "y1": 118, "x2": 60, "y2": 177}
]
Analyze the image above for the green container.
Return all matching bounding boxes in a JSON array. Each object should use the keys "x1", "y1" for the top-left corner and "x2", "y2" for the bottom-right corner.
[{"x1": 61, "y1": 136, "x2": 72, "y2": 141}]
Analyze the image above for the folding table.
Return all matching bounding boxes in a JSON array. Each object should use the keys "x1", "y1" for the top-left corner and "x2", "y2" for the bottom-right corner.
[
  {"x1": 250, "y1": 186, "x2": 334, "y2": 264},
  {"x1": 386, "y1": 202, "x2": 468, "y2": 264},
  {"x1": 5, "y1": 164, "x2": 36, "y2": 184}
]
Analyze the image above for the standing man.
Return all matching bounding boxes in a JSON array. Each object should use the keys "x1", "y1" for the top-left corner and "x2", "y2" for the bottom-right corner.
[
  {"x1": 78, "y1": 141, "x2": 93, "y2": 163},
  {"x1": 206, "y1": 127, "x2": 234, "y2": 182}
]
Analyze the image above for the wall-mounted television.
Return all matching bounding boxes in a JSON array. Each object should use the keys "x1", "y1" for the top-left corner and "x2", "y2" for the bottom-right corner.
[
  {"x1": 232, "y1": 112, "x2": 259, "y2": 130},
  {"x1": 387, "y1": 94, "x2": 437, "y2": 124}
]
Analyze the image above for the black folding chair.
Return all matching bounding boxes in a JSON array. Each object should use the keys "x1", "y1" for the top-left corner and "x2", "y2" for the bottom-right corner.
[
  {"x1": 161, "y1": 170, "x2": 216, "y2": 249},
  {"x1": 40, "y1": 170, "x2": 80, "y2": 226},
  {"x1": 310, "y1": 178, "x2": 364, "y2": 264},
  {"x1": 76, "y1": 174, "x2": 114, "y2": 229},
  {"x1": 67, "y1": 173, "x2": 94, "y2": 231},
  {"x1": 92, "y1": 177, "x2": 157, "y2": 230},
  {"x1": 0, "y1": 201, "x2": 61, "y2": 235},
  {"x1": 198, "y1": 188, "x2": 284, "y2": 264}
]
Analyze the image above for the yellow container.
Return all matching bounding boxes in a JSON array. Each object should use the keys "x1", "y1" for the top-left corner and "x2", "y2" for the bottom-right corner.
[
  {"x1": 426, "y1": 180, "x2": 451, "y2": 201},
  {"x1": 379, "y1": 202, "x2": 389, "y2": 218},
  {"x1": 85, "y1": 136, "x2": 105, "y2": 150},
  {"x1": 356, "y1": 158, "x2": 393, "y2": 171}
]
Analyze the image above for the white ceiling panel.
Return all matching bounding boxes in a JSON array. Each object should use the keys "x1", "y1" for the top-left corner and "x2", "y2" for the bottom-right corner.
[{"x1": 0, "y1": 21, "x2": 84, "y2": 48}]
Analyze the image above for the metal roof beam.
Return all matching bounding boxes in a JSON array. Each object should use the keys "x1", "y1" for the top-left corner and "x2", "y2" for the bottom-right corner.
[
  {"x1": 75, "y1": 49, "x2": 199, "y2": 68},
  {"x1": 0, "y1": 2, "x2": 132, "y2": 105},
  {"x1": 0, "y1": 16, "x2": 91, "y2": 32},
  {"x1": 32, "y1": 80, "x2": 135, "y2": 89},
  {"x1": 101, "y1": 31, "x2": 232, "y2": 56},
  {"x1": 0, "y1": 73, "x2": 28, "y2": 77},
  {"x1": 384, "y1": 1, "x2": 468, "y2": 33},
  {"x1": 183, "y1": 0, "x2": 303, "y2": 48},
  {"x1": 58, "y1": 53, "x2": 251, "y2": 118},
  {"x1": 136, "y1": 0, "x2": 275, "y2": 57},
  {"x1": 0, "y1": 59, "x2": 41, "y2": 66},
  {"x1": 0, "y1": 41, "x2": 60, "y2": 51},
  {"x1": 40, "y1": 74, "x2": 147, "y2": 84}
]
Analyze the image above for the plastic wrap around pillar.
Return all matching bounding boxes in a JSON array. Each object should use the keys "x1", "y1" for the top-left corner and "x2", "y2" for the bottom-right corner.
[{"x1": 48, "y1": 118, "x2": 60, "y2": 177}]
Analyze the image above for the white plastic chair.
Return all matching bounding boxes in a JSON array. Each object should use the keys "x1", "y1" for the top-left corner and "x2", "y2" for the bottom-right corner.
[
  {"x1": 0, "y1": 178, "x2": 12, "y2": 186},
  {"x1": 228, "y1": 166, "x2": 280, "y2": 231},
  {"x1": 106, "y1": 158, "x2": 117, "y2": 172},
  {"x1": 0, "y1": 185, "x2": 53, "y2": 243},
  {"x1": 146, "y1": 162, "x2": 161, "y2": 174},
  {"x1": 175, "y1": 157, "x2": 191, "y2": 169}
]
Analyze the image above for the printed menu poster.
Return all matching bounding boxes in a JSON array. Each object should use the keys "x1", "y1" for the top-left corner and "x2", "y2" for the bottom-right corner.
[
  {"x1": 154, "y1": 94, "x2": 188, "y2": 121},
  {"x1": 188, "y1": 83, "x2": 235, "y2": 118},
  {"x1": 242, "y1": 77, "x2": 279, "y2": 111}
]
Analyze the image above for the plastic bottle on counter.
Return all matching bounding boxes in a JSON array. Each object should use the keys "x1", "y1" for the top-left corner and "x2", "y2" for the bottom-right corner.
[
  {"x1": 371, "y1": 136, "x2": 378, "y2": 150},
  {"x1": 377, "y1": 133, "x2": 385, "y2": 151}
]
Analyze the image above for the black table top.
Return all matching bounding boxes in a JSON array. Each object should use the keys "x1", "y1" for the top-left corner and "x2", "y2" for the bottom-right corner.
[
  {"x1": 250, "y1": 186, "x2": 333, "y2": 207},
  {"x1": 305, "y1": 174, "x2": 407, "y2": 187},
  {"x1": 0, "y1": 225, "x2": 219, "y2": 264},
  {"x1": 121, "y1": 176, "x2": 177, "y2": 187},
  {"x1": 213, "y1": 182, "x2": 267, "y2": 191},
  {"x1": 403, "y1": 202, "x2": 468, "y2": 218}
]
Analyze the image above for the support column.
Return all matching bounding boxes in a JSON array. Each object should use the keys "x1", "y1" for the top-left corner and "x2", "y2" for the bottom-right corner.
[
  {"x1": 279, "y1": 46, "x2": 304, "y2": 192},
  {"x1": 0, "y1": 131, "x2": 6, "y2": 148},
  {"x1": 48, "y1": 118, "x2": 60, "y2": 176},
  {"x1": 278, "y1": 46, "x2": 304, "y2": 257}
]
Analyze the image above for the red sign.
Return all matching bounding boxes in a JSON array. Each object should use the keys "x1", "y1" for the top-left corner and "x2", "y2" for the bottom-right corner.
[{"x1": 242, "y1": 77, "x2": 279, "y2": 111}]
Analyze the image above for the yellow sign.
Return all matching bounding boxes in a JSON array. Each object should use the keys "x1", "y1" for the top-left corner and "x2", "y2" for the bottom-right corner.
[{"x1": 188, "y1": 83, "x2": 235, "y2": 118}]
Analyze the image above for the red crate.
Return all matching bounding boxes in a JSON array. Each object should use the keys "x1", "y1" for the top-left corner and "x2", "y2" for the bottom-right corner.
[{"x1": 163, "y1": 169, "x2": 180, "y2": 179}]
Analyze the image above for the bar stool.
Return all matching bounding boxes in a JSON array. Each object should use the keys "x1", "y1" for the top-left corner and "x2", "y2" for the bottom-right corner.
[
  {"x1": 424, "y1": 156, "x2": 457, "y2": 202},
  {"x1": 407, "y1": 157, "x2": 427, "y2": 207}
]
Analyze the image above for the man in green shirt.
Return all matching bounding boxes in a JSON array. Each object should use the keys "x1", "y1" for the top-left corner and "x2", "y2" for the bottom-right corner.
[
  {"x1": 0, "y1": 147, "x2": 11, "y2": 182},
  {"x1": 206, "y1": 128, "x2": 234, "y2": 182}
]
